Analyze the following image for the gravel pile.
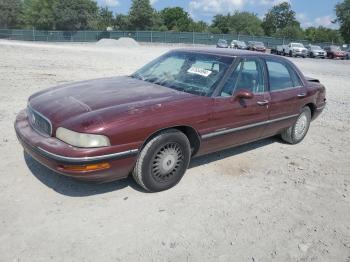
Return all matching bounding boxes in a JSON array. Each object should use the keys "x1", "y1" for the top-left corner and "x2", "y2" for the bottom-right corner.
[{"x1": 96, "y1": 37, "x2": 139, "y2": 48}]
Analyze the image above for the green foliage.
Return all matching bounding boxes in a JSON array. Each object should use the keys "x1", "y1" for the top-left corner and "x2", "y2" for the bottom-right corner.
[
  {"x1": 189, "y1": 21, "x2": 208, "y2": 33},
  {"x1": 114, "y1": 14, "x2": 129, "y2": 30},
  {"x1": 212, "y1": 12, "x2": 263, "y2": 35},
  {"x1": 23, "y1": 0, "x2": 56, "y2": 30},
  {"x1": 53, "y1": 0, "x2": 98, "y2": 31},
  {"x1": 262, "y1": 2, "x2": 300, "y2": 36},
  {"x1": 229, "y1": 11, "x2": 264, "y2": 35},
  {"x1": 208, "y1": 26, "x2": 222, "y2": 34},
  {"x1": 212, "y1": 14, "x2": 230, "y2": 33},
  {"x1": 160, "y1": 7, "x2": 192, "y2": 31},
  {"x1": 128, "y1": 0, "x2": 153, "y2": 30},
  {"x1": 0, "y1": 0, "x2": 23, "y2": 28},
  {"x1": 335, "y1": 0, "x2": 350, "y2": 43},
  {"x1": 151, "y1": 11, "x2": 164, "y2": 30},
  {"x1": 304, "y1": 26, "x2": 343, "y2": 43},
  {"x1": 95, "y1": 7, "x2": 114, "y2": 30},
  {"x1": 274, "y1": 25, "x2": 304, "y2": 40},
  {"x1": 0, "y1": 0, "x2": 346, "y2": 46}
]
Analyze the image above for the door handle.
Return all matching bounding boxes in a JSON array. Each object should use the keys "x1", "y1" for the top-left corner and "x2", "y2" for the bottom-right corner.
[
  {"x1": 257, "y1": 100, "x2": 269, "y2": 106},
  {"x1": 297, "y1": 93, "x2": 306, "y2": 98}
]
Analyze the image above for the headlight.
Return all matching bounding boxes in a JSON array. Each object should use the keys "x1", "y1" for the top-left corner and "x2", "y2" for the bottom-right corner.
[{"x1": 56, "y1": 127, "x2": 110, "y2": 148}]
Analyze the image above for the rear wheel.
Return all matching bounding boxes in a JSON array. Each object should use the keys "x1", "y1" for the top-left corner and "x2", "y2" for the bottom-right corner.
[
  {"x1": 281, "y1": 107, "x2": 311, "y2": 144},
  {"x1": 133, "y1": 129, "x2": 191, "y2": 192}
]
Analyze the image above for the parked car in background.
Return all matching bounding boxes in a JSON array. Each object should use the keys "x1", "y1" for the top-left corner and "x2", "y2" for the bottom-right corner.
[
  {"x1": 230, "y1": 40, "x2": 247, "y2": 49},
  {"x1": 307, "y1": 45, "x2": 326, "y2": 58},
  {"x1": 216, "y1": 39, "x2": 229, "y2": 48},
  {"x1": 15, "y1": 48, "x2": 326, "y2": 192},
  {"x1": 324, "y1": 45, "x2": 346, "y2": 59},
  {"x1": 276, "y1": 45, "x2": 285, "y2": 55},
  {"x1": 343, "y1": 48, "x2": 350, "y2": 60},
  {"x1": 284, "y1": 43, "x2": 308, "y2": 58},
  {"x1": 247, "y1": 41, "x2": 266, "y2": 52}
]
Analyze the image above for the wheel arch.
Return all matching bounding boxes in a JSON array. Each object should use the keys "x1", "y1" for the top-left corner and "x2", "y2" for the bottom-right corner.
[
  {"x1": 304, "y1": 103, "x2": 317, "y2": 118},
  {"x1": 140, "y1": 125, "x2": 201, "y2": 156}
]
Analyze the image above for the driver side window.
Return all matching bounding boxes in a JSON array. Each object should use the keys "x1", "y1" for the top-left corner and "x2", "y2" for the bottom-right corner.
[{"x1": 220, "y1": 59, "x2": 265, "y2": 97}]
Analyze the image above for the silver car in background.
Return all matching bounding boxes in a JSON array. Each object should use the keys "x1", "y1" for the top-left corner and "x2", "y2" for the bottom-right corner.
[
  {"x1": 230, "y1": 40, "x2": 247, "y2": 49},
  {"x1": 216, "y1": 39, "x2": 229, "y2": 48},
  {"x1": 307, "y1": 45, "x2": 326, "y2": 58}
]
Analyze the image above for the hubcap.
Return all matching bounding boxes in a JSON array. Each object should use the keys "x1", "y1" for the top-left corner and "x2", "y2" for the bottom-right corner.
[
  {"x1": 152, "y1": 143, "x2": 183, "y2": 182},
  {"x1": 294, "y1": 113, "x2": 308, "y2": 140}
]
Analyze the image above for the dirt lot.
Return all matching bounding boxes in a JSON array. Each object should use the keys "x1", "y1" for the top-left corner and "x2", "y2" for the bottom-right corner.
[{"x1": 0, "y1": 40, "x2": 349, "y2": 262}]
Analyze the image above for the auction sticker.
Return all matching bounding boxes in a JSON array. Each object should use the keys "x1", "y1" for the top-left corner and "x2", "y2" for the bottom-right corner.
[{"x1": 187, "y1": 67, "x2": 212, "y2": 77}]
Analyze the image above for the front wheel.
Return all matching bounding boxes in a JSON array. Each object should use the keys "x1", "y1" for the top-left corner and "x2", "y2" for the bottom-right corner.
[
  {"x1": 133, "y1": 129, "x2": 191, "y2": 192},
  {"x1": 281, "y1": 107, "x2": 311, "y2": 144}
]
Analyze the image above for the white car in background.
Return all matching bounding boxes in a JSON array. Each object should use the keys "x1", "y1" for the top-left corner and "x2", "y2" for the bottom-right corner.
[{"x1": 284, "y1": 42, "x2": 308, "y2": 58}]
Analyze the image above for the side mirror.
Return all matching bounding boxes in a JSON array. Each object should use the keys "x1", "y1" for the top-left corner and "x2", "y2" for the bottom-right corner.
[{"x1": 234, "y1": 89, "x2": 254, "y2": 100}]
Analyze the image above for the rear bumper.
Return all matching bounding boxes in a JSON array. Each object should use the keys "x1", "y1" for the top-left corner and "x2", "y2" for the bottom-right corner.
[
  {"x1": 312, "y1": 104, "x2": 326, "y2": 120},
  {"x1": 15, "y1": 109, "x2": 137, "y2": 182}
]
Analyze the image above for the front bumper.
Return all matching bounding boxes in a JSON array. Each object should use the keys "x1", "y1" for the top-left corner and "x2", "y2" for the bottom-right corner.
[
  {"x1": 292, "y1": 50, "x2": 307, "y2": 56},
  {"x1": 15, "y1": 110, "x2": 138, "y2": 182},
  {"x1": 313, "y1": 52, "x2": 326, "y2": 58}
]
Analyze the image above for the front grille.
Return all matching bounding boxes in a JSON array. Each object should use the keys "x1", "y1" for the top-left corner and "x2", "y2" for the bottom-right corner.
[{"x1": 27, "y1": 106, "x2": 52, "y2": 136}]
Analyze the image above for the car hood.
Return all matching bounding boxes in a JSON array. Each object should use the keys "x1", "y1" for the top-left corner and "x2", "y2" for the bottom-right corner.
[{"x1": 29, "y1": 76, "x2": 195, "y2": 127}]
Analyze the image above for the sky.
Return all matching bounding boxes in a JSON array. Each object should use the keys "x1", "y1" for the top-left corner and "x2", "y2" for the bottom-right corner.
[{"x1": 96, "y1": 0, "x2": 341, "y2": 29}]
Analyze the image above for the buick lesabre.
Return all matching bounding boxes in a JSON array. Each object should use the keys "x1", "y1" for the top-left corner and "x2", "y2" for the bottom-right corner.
[{"x1": 15, "y1": 48, "x2": 326, "y2": 192}]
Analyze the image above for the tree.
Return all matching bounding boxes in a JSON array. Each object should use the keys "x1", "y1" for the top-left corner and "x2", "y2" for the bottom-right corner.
[
  {"x1": 304, "y1": 26, "x2": 342, "y2": 43},
  {"x1": 211, "y1": 12, "x2": 264, "y2": 35},
  {"x1": 275, "y1": 25, "x2": 304, "y2": 40},
  {"x1": 160, "y1": 7, "x2": 192, "y2": 31},
  {"x1": 128, "y1": 0, "x2": 153, "y2": 30},
  {"x1": 262, "y1": 2, "x2": 300, "y2": 36},
  {"x1": 189, "y1": 20, "x2": 208, "y2": 32},
  {"x1": 114, "y1": 14, "x2": 129, "y2": 30},
  {"x1": 53, "y1": 0, "x2": 98, "y2": 31},
  {"x1": 96, "y1": 7, "x2": 114, "y2": 30},
  {"x1": 23, "y1": 0, "x2": 56, "y2": 30},
  {"x1": 211, "y1": 14, "x2": 230, "y2": 33},
  {"x1": 0, "y1": 0, "x2": 23, "y2": 28},
  {"x1": 229, "y1": 11, "x2": 264, "y2": 35},
  {"x1": 151, "y1": 10, "x2": 164, "y2": 31},
  {"x1": 335, "y1": 0, "x2": 350, "y2": 43}
]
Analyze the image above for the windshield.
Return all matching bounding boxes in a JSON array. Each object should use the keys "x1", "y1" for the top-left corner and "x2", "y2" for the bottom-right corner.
[
  {"x1": 255, "y1": 41, "x2": 264, "y2": 46},
  {"x1": 331, "y1": 46, "x2": 341, "y2": 51},
  {"x1": 239, "y1": 41, "x2": 246, "y2": 46},
  {"x1": 311, "y1": 45, "x2": 322, "y2": 50},
  {"x1": 131, "y1": 51, "x2": 233, "y2": 96},
  {"x1": 292, "y1": 43, "x2": 305, "y2": 48},
  {"x1": 218, "y1": 39, "x2": 227, "y2": 44}
]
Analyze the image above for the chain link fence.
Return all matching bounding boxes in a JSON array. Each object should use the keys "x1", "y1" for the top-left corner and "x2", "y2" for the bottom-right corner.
[{"x1": 0, "y1": 29, "x2": 336, "y2": 48}]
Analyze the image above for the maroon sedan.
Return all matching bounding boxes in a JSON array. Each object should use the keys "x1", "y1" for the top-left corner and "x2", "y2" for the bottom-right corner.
[
  {"x1": 324, "y1": 45, "x2": 346, "y2": 59},
  {"x1": 15, "y1": 48, "x2": 326, "y2": 192}
]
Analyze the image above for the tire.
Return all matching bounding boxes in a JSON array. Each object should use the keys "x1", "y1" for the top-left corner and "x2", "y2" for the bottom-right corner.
[
  {"x1": 289, "y1": 51, "x2": 293, "y2": 57},
  {"x1": 281, "y1": 107, "x2": 311, "y2": 144},
  {"x1": 133, "y1": 129, "x2": 191, "y2": 192}
]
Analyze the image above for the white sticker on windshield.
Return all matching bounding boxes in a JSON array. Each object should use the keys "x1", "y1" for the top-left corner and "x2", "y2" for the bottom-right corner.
[{"x1": 187, "y1": 67, "x2": 212, "y2": 77}]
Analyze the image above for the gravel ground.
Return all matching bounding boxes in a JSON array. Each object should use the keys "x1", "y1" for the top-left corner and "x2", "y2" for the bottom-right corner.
[{"x1": 0, "y1": 40, "x2": 349, "y2": 262}]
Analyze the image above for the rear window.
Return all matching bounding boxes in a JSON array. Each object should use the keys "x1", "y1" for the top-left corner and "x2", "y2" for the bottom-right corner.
[{"x1": 266, "y1": 60, "x2": 300, "y2": 91}]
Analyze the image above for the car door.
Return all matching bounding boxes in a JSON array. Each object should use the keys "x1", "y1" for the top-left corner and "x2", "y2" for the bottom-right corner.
[
  {"x1": 262, "y1": 58, "x2": 307, "y2": 137},
  {"x1": 200, "y1": 58, "x2": 270, "y2": 154}
]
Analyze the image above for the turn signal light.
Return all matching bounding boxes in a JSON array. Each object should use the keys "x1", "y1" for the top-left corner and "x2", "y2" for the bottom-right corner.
[{"x1": 61, "y1": 162, "x2": 111, "y2": 172}]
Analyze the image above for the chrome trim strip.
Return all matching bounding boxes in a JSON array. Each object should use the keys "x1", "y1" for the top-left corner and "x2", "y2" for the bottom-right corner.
[
  {"x1": 316, "y1": 105, "x2": 326, "y2": 110},
  {"x1": 201, "y1": 114, "x2": 298, "y2": 139},
  {"x1": 27, "y1": 103, "x2": 53, "y2": 137},
  {"x1": 36, "y1": 147, "x2": 138, "y2": 163}
]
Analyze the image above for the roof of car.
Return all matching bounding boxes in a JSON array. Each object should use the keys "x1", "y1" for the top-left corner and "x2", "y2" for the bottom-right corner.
[{"x1": 174, "y1": 47, "x2": 274, "y2": 58}]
